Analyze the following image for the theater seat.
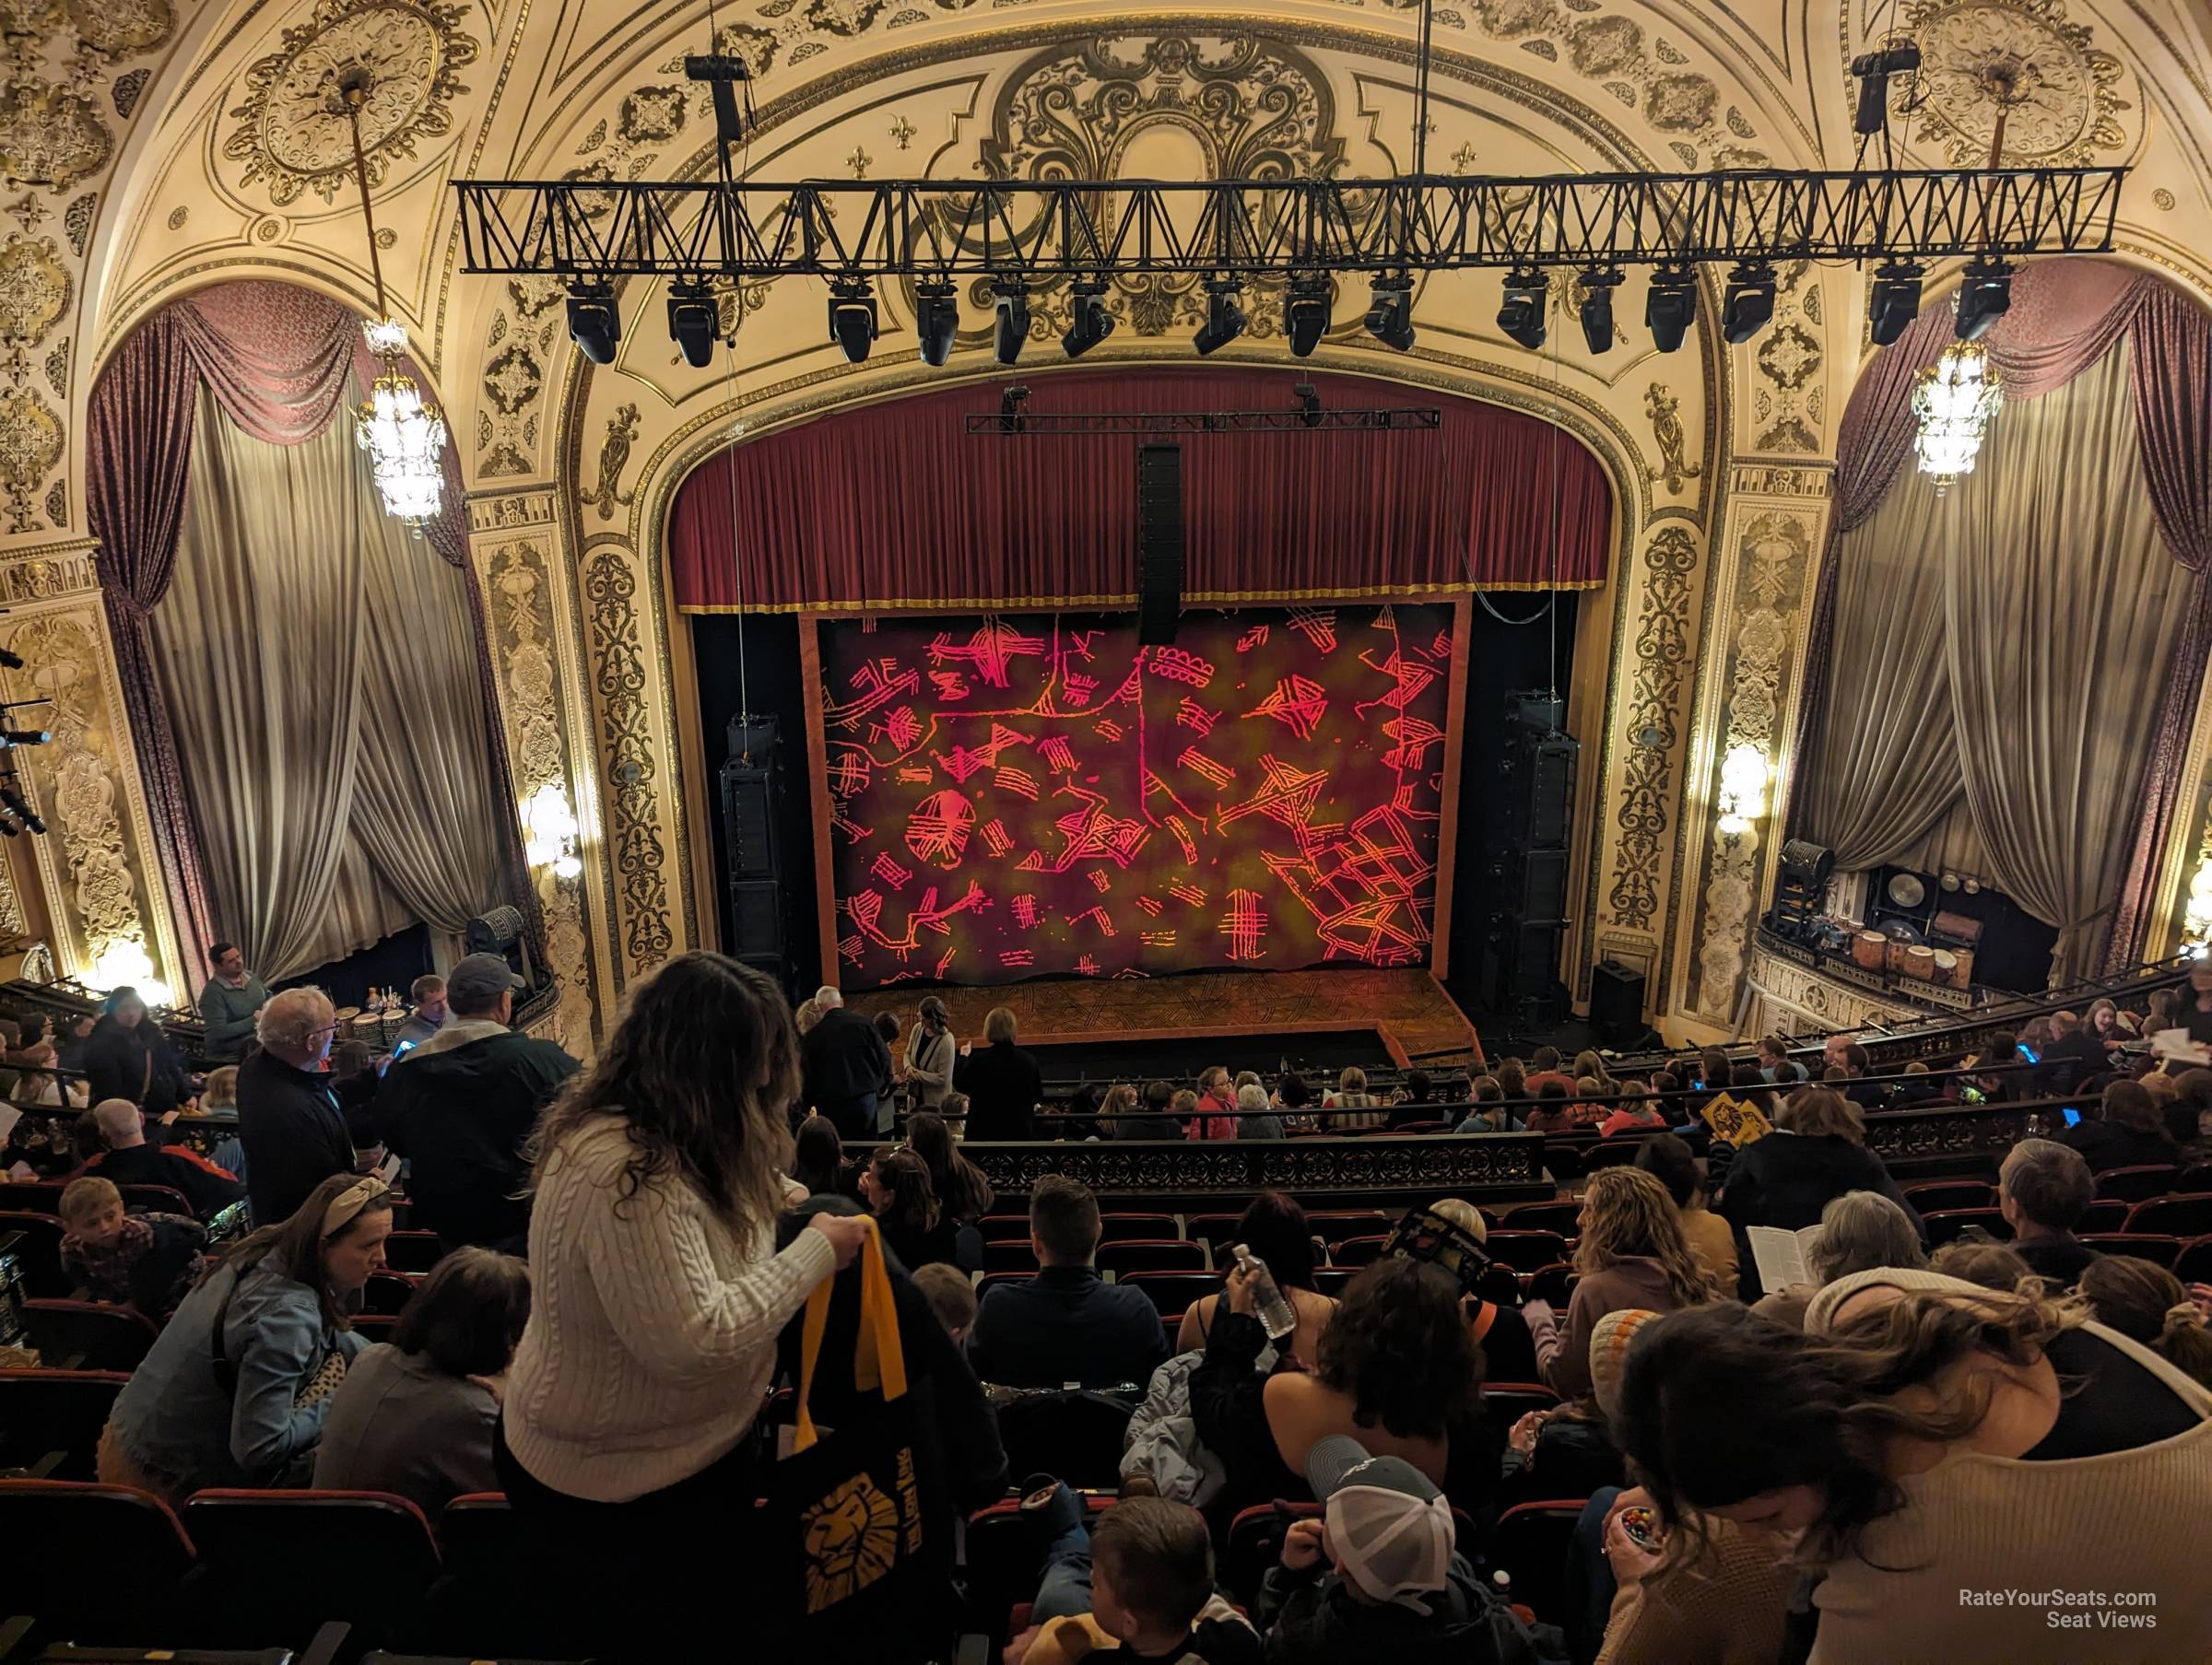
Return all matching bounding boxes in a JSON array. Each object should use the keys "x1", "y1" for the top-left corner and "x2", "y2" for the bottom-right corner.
[
  {"x1": 2078, "y1": 1198, "x2": 2131, "y2": 1234},
  {"x1": 981, "y1": 1240, "x2": 1040, "y2": 1274},
  {"x1": 1901, "y1": 1179, "x2": 1995, "y2": 1214},
  {"x1": 1483, "y1": 1230, "x2": 1570, "y2": 1273},
  {"x1": 1481, "y1": 1382, "x2": 1561, "y2": 1425},
  {"x1": 1920, "y1": 1207, "x2": 2010, "y2": 1246},
  {"x1": 2080, "y1": 1234, "x2": 2181, "y2": 1268},
  {"x1": 351, "y1": 1314, "x2": 400, "y2": 1343},
  {"x1": 1117, "y1": 1271, "x2": 1220, "y2": 1321},
  {"x1": 380, "y1": 1231, "x2": 447, "y2": 1274},
  {"x1": 416, "y1": 1493, "x2": 564, "y2": 1658},
  {"x1": 1500, "y1": 1202, "x2": 1582, "y2": 1237},
  {"x1": 20, "y1": 1300, "x2": 160, "y2": 1373},
  {"x1": 1306, "y1": 1212, "x2": 1392, "y2": 1246},
  {"x1": 1542, "y1": 1143, "x2": 1584, "y2": 1181},
  {"x1": 115, "y1": 1183, "x2": 196, "y2": 1217},
  {"x1": 0, "y1": 1369, "x2": 129, "y2": 1481},
  {"x1": 1096, "y1": 1213, "x2": 1178, "y2": 1244},
  {"x1": 1220, "y1": 1502, "x2": 1320, "y2": 1605},
  {"x1": 1184, "y1": 1214, "x2": 1244, "y2": 1255},
  {"x1": 0, "y1": 1213, "x2": 69, "y2": 1297},
  {"x1": 0, "y1": 1616, "x2": 350, "y2": 1662},
  {"x1": 994, "y1": 1390, "x2": 1135, "y2": 1490},
  {"x1": 973, "y1": 1271, "x2": 1033, "y2": 1303},
  {"x1": 362, "y1": 1271, "x2": 418, "y2": 1316},
  {"x1": 2174, "y1": 1236, "x2": 2212, "y2": 1283},
  {"x1": 0, "y1": 1182, "x2": 65, "y2": 1214},
  {"x1": 977, "y1": 1216, "x2": 1032, "y2": 1243},
  {"x1": 0, "y1": 1478, "x2": 197, "y2": 1643},
  {"x1": 1095, "y1": 1239, "x2": 1205, "y2": 1276},
  {"x1": 1488, "y1": 1498, "x2": 1590, "y2": 1625},
  {"x1": 964, "y1": 1492, "x2": 1115, "y2": 1647},
  {"x1": 1328, "y1": 1235, "x2": 1389, "y2": 1269},
  {"x1": 1525, "y1": 1263, "x2": 1577, "y2": 1307},
  {"x1": 1580, "y1": 1142, "x2": 1647, "y2": 1171},
  {"x1": 2124, "y1": 1193, "x2": 2212, "y2": 1238},
  {"x1": 1311, "y1": 1269, "x2": 1355, "y2": 1298},
  {"x1": 2095, "y1": 1166, "x2": 2180, "y2": 1203},
  {"x1": 182, "y1": 1490, "x2": 440, "y2": 1649}
]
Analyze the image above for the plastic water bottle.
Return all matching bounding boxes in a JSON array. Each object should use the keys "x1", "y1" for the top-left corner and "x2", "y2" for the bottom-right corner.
[{"x1": 1231, "y1": 1242, "x2": 1298, "y2": 1343}]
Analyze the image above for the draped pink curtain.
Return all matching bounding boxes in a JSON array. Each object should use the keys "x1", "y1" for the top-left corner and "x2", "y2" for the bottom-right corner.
[
  {"x1": 87, "y1": 280, "x2": 528, "y2": 979},
  {"x1": 1790, "y1": 259, "x2": 2212, "y2": 969},
  {"x1": 667, "y1": 369, "x2": 1612, "y2": 611}
]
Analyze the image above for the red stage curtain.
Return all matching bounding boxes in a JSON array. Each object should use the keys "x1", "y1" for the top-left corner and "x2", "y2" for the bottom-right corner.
[{"x1": 668, "y1": 369, "x2": 1610, "y2": 611}]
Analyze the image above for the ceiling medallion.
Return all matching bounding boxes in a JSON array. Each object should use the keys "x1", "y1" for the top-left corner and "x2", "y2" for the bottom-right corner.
[
  {"x1": 0, "y1": 84, "x2": 112, "y2": 192},
  {"x1": 223, "y1": 0, "x2": 478, "y2": 206},
  {"x1": 1891, "y1": 0, "x2": 2127, "y2": 166}
]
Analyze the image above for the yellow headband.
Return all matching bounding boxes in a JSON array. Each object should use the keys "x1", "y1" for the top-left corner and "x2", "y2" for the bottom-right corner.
[{"x1": 320, "y1": 1176, "x2": 389, "y2": 1239}]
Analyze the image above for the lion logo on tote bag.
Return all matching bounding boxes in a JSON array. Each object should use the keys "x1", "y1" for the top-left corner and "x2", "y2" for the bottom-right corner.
[{"x1": 800, "y1": 1472, "x2": 901, "y2": 1612}]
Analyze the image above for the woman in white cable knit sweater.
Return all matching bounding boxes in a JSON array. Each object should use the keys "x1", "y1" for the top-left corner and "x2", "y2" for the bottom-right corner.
[{"x1": 495, "y1": 952, "x2": 870, "y2": 1649}]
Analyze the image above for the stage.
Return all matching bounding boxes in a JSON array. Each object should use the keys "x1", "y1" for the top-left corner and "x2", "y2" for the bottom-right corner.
[{"x1": 841, "y1": 967, "x2": 1480, "y2": 1074}]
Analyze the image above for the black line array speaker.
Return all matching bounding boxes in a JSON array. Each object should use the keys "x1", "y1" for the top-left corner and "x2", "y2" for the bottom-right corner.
[
  {"x1": 1590, "y1": 958, "x2": 1647, "y2": 1047},
  {"x1": 1135, "y1": 442, "x2": 1184, "y2": 647},
  {"x1": 719, "y1": 713, "x2": 789, "y2": 973},
  {"x1": 1485, "y1": 691, "x2": 1581, "y2": 1023}
]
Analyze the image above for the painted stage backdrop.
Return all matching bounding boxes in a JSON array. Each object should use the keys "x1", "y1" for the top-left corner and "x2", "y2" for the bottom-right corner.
[{"x1": 815, "y1": 604, "x2": 1460, "y2": 987}]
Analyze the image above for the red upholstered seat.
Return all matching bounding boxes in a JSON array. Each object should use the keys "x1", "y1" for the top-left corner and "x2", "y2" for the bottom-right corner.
[
  {"x1": 1485, "y1": 1230, "x2": 1571, "y2": 1273},
  {"x1": 2079, "y1": 1234, "x2": 2182, "y2": 1268},
  {"x1": 1096, "y1": 1213, "x2": 1178, "y2": 1243},
  {"x1": 20, "y1": 1299, "x2": 160, "y2": 1372},
  {"x1": 1095, "y1": 1238, "x2": 1206, "y2": 1275},
  {"x1": 1489, "y1": 1498, "x2": 1592, "y2": 1625},
  {"x1": 0, "y1": 1478, "x2": 196, "y2": 1642},
  {"x1": 0, "y1": 1211, "x2": 69, "y2": 1297},
  {"x1": 1901, "y1": 1179, "x2": 1996, "y2": 1214},
  {"x1": 1117, "y1": 1270, "x2": 1222, "y2": 1321},
  {"x1": 0, "y1": 1367, "x2": 129, "y2": 1481},
  {"x1": 2124, "y1": 1193, "x2": 2212, "y2": 1238},
  {"x1": 115, "y1": 1182, "x2": 195, "y2": 1216},
  {"x1": 1921, "y1": 1207, "x2": 2011, "y2": 1246},
  {"x1": 381, "y1": 1229, "x2": 447, "y2": 1273},
  {"x1": 183, "y1": 1489, "x2": 440, "y2": 1647},
  {"x1": 1501, "y1": 1201, "x2": 1583, "y2": 1237},
  {"x1": 2095, "y1": 1166, "x2": 2180, "y2": 1202}
]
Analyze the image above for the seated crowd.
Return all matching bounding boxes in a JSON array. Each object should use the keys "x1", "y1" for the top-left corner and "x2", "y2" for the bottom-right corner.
[{"x1": 3, "y1": 954, "x2": 2210, "y2": 1662}]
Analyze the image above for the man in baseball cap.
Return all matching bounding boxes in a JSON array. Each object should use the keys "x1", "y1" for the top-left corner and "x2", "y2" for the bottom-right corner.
[{"x1": 1253, "y1": 1435, "x2": 1555, "y2": 1661}]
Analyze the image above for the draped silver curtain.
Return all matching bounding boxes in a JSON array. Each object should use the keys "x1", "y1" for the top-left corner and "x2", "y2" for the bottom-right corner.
[
  {"x1": 153, "y1": 381, "x2": 509, "y2": 979},
  {"x1": 1798, "y1": 343, "x2": 2192, "y2": 979}
]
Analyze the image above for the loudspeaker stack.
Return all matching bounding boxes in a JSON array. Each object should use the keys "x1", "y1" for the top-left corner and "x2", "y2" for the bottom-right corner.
[
  {"x1": 1482, "y1": 690, "x2": 1578, "y2": 1025},
  {"x1": 721, "y1": 713, "x2": 794, "y2": 991}
]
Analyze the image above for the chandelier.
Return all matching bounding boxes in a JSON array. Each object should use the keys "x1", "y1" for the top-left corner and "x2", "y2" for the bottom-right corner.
[
  {"x1": 1911, "y1": 342, "x2": 2004, "y2": 494},
  {"x1": 339, "y1": 68, "x2": 446, "y2": 532}
]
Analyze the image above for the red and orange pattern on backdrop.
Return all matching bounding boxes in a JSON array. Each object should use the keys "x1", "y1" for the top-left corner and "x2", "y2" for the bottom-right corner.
[{"x1": 818, "y1": 604, "x2": 1458, "y2": 987}]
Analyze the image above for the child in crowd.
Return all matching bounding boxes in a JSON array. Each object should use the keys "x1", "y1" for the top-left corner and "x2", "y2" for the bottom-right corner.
[
  {"x1": 912, "y1": 1260, "x2": 978, "y2": 1347},
  {"x1": 57, "y1": 1176, "x2": 207, "y2": 1315},
  {"x1": 1256, "y1": 1436, "x2": 1553, "y2": 1662},
  {"x1": 1009, "y1": 1483, "x2": 1261, "y2": 1665}
]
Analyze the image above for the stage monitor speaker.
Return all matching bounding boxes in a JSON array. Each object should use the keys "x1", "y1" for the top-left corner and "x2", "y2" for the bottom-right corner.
[
  {"x1": 1590, "y1": 958, "x2": 1647, "y2": 1047},
  {"x1": 1135, "y1": 443, "x2": 1184, "y2": 646}
]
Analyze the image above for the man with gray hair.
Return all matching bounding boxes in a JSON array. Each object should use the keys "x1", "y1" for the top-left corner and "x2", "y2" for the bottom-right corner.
[
  {"x1": 800, "y1": 981, "x2": 893, "y2": 1140},
  {"x1": 236, "y1": 986, "x2": 356, "y2": 1225},
  {"x1": 76, "y1": 1096, "x2": 243, "y2": 1218},
  {"x1": 1998, "y1": 1136, "x2": 2100, "y2": 1285}
]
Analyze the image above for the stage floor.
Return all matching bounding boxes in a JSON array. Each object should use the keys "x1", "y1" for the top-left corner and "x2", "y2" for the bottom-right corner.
[{"x1": 841, "y1": 967, "x2": 1480, "y2": 1073}]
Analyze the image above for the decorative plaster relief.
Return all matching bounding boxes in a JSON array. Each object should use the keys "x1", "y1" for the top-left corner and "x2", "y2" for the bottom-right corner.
[
  {"x1": 1607, "y1": 523, "x2": 1696, "y2": 931},
  {"x1": 1891, "y1": 0, "x2": 2129, "y2": 167},
  {"x1": 581, "y1": 543, "x2": 673, "y2": 979}
]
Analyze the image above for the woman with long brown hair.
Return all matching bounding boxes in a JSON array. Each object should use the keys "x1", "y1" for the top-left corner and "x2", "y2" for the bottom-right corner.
[
  {"x1": 904, "y1": 1108, "x2": 994, "y2": 1225},
  {"x1": 1529, "y1": 1167, "x2": 1710, "y2": 1398},
  {"x1": 498, "y1": 953, "x2": 870, "y2": 1619},
  {"x1": 859, "y1": 1145, "x2": 959, "y2": 1272}
]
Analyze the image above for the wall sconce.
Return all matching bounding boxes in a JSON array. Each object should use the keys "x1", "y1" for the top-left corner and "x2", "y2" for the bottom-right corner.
[
  {"x1": 1716, "y1": 743, "x2": 1770, "y2": 836},
  {"x1": 523, "y1": 784, "x2": 583, "y2": 880},
  {"x1": 89, "y1": 937, "x2": 172, "y2": 1009},
  {"x1": 2183, "y1": 858, "x2": 2212, "y2": 957}
]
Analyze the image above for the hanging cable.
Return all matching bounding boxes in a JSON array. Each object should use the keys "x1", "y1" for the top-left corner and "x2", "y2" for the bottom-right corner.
[{"x1": 702, "y1": 0, "x2": 760, "y2": 743}]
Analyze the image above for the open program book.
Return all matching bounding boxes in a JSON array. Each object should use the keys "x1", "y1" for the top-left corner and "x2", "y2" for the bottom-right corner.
[{"x1": 1747, "y1": 1224, "x2": 1825, "y2": 1295}]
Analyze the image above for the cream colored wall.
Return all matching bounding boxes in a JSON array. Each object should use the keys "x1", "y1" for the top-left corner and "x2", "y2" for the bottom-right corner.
[{"x1": 0, "y1": 0, "x2": 2197, "y2": 1039}]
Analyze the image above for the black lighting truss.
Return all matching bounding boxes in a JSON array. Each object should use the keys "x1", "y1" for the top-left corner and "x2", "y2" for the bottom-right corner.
[
  {"x1": 962, "y1": 407, "x2": 1441, "y2": 434},
  {"x1": 453, "y1": 165, "x2": 2126, "y2": 282}
]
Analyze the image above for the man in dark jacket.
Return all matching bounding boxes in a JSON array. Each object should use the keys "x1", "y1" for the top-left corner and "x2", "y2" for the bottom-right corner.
[
  {"x1": 967, "y1": 1175, "x2": 1166, "y2": 1388},
  {"x1": 801, "y1": 985, "x2": 894, "y2": 1140},
  {"x1": 236, "y1": 987, "x2": 356, "y2": 1225},
  {"x1": 377, "y1": 953, "x2": 578, "y2": 1250},
  {"x1": 79, "y1": 1096, "x2": 244, "y2": 1218}
]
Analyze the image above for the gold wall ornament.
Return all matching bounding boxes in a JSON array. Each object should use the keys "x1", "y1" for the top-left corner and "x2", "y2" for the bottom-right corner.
[
  {"x1": 581, "y1": 543, "x2": 673, "y2": 979},
  {"x1": 0, "y1": 387, "x2": 64, "y2": 533},
  {"x1": 0, "y1": 233, "x2": 70, "y2": 345},
  {"x1": 1643, "y1": 383, "x2": 1700, "y2": 494},
  {"x1": 1892, "y1": 0, "x2": 2129, "y2": 167},
  {"x1": 1751, "y1": 266, "x2": 1823, "y2": 453},
  {"x1": 1607, "y1": 523, "x2": 1698, "y2": 931},
  {"x1": 0, "y1": 84, "x2": 111, "y2": 192},
  {"x1": 60, "y1": 0, "x2": 171, "y2": 59},
  {"x1": 222, "y1": 0, "x2": 479, "y2": 206},
  {"x1": 586, "y1": 404, "x2": 639, "y2": 521}
]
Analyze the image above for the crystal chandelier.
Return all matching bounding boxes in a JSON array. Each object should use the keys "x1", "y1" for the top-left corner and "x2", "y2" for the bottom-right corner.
[
  {"x1": 339, "y1": 67, "x2": 446, "y2": 533},
  {"x1": 1911, "y1": 342, "x2": 2003, "y2": 495}
]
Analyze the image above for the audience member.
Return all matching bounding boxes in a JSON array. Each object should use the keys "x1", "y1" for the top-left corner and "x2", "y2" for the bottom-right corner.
[
  {"x1": 1617, "y1": 1275, "x2": 2212, "y2": 1661},
  {"x1": 1927, "y1": 1238, "x2": 2036, "y2": 1292},
  {"x1": 1572, "y1": 1050, "x2": 1612, "y2": 1093},
  {"x1": 860, "y1": 1145, "x2": 960, "y2": 1272},
  {"x1": 1177, "y1": 1191, "x2": 1335, "y2": 1361},
  {"x1": 2085, "y1": 997, "x2": 2125, "y2": 1049},
  {"x1": 1194, "y1": 1257, "x2": 1498, "y2": 1522},
  {"x1": 78, "y1": 1096, "x2": 243, "y2": 1217},
  {"x1": 1235, "y1": 1082, "x2": 1285, "y2": 1140},
  {"x1": 1418, "y1": 1199, "x2": 1537, "y2": 1383},
  {"x1": 2040, "y1": 1009, "x2": 2106, "y2": 1093},
  {"x1": 498, "y1": 953, "x2": 867, "y2": 1635},
  {"x1": 390, "y1": 974, "x2": 451, "y2": 1053},
  {"x1": 1568, "y1": 1078, "x2": 1608, "y2": 1129},
  {"x1": 1455, "y1": 1076, "x2": 1523, "y2": 1133},
  {"x1": 1524, "y1": 1048, "x2": 1574, "y2": 1096},
  {"x1": 1529, "y1": 1167, "x2": 1710, "y2": 1398},
  {"x1": 1114, "y1": 1079, "x2": 1185, "y2": 1141},
  {"x1": 911, "y1": 1260, "x2": 977, "y2": 1345},
  {"x1": 314, "y1": 1248, "x2": 529, "y2": 1513},
  {"x1": 954, "y1": 1005, "x2": 1042, "y2": 1141},
  {"x1": 1324, "y1": 1067, "x2": 1384, "y2": 1131},
  {"x1": 969, "y1": 1174, "x2": 1167, "y2": 1388},
  {"x1": 1598, "y1": 1082, "x2": 1665, "y2": 1137},
  {"x1": 201, "y1": 1065, "x2": 239, "y2": 1113},
  {"x1": 196, "y1": 943, "x2": 272, "y2": 1061},
  {"x1": 793, "y1": 994, "x2": 823, "y2": 1035},
  {"x1": 906, "y1": 1108, "x2": 994, "y2": 1224},
  {"x1": 1186, "y1": 1066, "x2": 1239, "y2": 1141},
  {"x1": 1385, "y1": 1069, "x2": 1435, "y2": 1131},
  {"x1": 790, "y1": 1113, "x2": 849, "y2": 1201},
  {"x1": 2058, "y1": 1078, "x2": 2180, "y2": 1173},
  {"x1": 1275, "y1": 1071, "x2": 1315, "y2": 1131},
  {"x1": 237, "y1": 988, "x2": 357, "y2": 1226},
  {"x1": 800, "y1": 984, "x2": 896, "y2": 1139},
  {"x1": 1633, "y1": 1133, "x2": 1735, "y2": 1296},
  {"x1": 1492, "y1": 1060, "x2": 1527, "y2": 1104},
  {"x1": 1995, "y1": 1137, "x2": 2100, "y2": 1284},
  {"x1": 2077, "y1": 1257, "x2": 2212, "y2": 1389},
  {"x1": 902, "y1": 995, "x2": 957, "y2": 1110},
  {"x1": 1756, "y1": 1035, "x2": 1804, "y2": 1086},
  {"x1": 58, "y1": 1175, "x2": 206, "y2": 1314},
  {"x1": 84, "y1": 987, "x2": 194, "y2": 1117},
  {"x1": 1524, "y1": 1080, "x2": 1576, "y2": 1134},
  {"x1": 1714, "y1": 1087, "x2": 1921, "y2": 1295},
  {"x1": 2167, "y1": 1066, "x2": 2212, "y2": 1145},
  {"x1": 377, "y1": 954, "x2": 578, "y2": 1251},
  {"x1": 1010, "y1": 1487, "x2": 1260, "y2": 1665},
  {"x1": 1256, "y1": 1437, "x2": 1541, "y2": 1663},
  {"x1": 1751, "y1": 1189, "x2": 1928, "y2": 1330},
  {"x1": 100, "y1": 1173, "x2": 392, "y2": 1499}
]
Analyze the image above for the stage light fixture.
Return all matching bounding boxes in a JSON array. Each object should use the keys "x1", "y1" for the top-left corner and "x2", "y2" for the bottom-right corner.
[
  {"x1": 1720, "y1": 262, "x2": 1778, "y2": 343},
  {"x1": 827, "y1": 280, "x2": 878, "y2": 363},
  {"x1": 992, "y1": 281, "x2": 1030, "y2": 366},
  {"x1": 1850, "y1": 41, "x2": 1921, "y2": 135},
  {"x1": 1294, "y1": 382, "x2": 1324, "y2": 429},
  {"x1": 684, "y1": 52, "x2": 752, "y2": 149},
  {"x1": 1283, "y1": 276, "x2": 1331, "y2": 358},
  {"x1": 915, "y1": 281, "x2": 959, "y2": 366},
  {"x1": 0, "y1": 815, "x2": 19, "y2": 838},
  {"x1": 566, "y1": 287, "x2": 620, "y2": 365},
  {"x1": 1867, "y1": 260, "x2": 1924, "y2": 346},
  {"x1": 1193, "y1": 281, "x2": 1246, "y2": 356},
  {"x1": 666, "y1": 282, "x2": 718, "y2": 369},
  {"x1": 0, "y1": 650, "x2": 20, "y2": 670},
  {"x1": 1954, "y1": 256, "x2": 2013, "y2": 342},
  {"x1": 1, "y1": 788, "x2": 42, "y2": 835},
  {"x1": 0, "y1": 730, "x2": 50, "y2": 747},
  {"x1": 998, "y1": 384, "x2": 1029, "y2": 434},
  {"x1": 1363, "y1": 276, "x2": 1415, "y2": 352},
  {"x1": 1063, "y1": 281, "x2": 1116, "y2": 358},
  {"x1": 1644, "y1": 266, "x2": 1698, "y2": 353},
  {"x1": 1496, "y1": 267, "x2": 1548, "y2": 351},
  {"x1": 1578, "y1": 267, "x2": 1623, "y2": 355}
]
